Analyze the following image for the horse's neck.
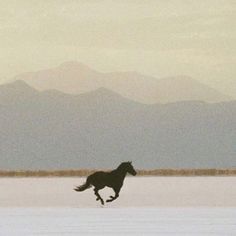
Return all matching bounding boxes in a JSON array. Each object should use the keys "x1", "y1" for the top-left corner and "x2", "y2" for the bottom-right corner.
[{"x1": 114, "y1": 167, "x2": 127, "y2": 180}]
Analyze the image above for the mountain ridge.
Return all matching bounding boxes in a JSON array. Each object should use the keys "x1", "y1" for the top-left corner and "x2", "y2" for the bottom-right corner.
[
  {"x1": 0, "y1": 80, "x2": 235, "y2": 170},
  {"x1": 13, "y1": 61, "x2": 232, "y2": 104}
]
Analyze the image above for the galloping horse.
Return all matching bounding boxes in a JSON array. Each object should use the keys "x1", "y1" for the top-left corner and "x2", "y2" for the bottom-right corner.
[{"x1": 74, "y1": 162, "x2": 137, "y2": 205}]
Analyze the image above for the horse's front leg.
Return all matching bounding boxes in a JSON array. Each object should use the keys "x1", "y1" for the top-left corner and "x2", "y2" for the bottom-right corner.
[{"x1": 106, "y1": 187, "x2": 120, "y2": 203}]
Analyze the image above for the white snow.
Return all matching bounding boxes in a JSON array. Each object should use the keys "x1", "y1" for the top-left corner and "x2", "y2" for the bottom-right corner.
[
  {"x1": 0, "y1": 208, "x2": 236, "y2": 235},
  {"x1": 0, "y1": 177, "x2": 236, "y2": 235},
  {"x1": 0, "y1": 177, "x2": 235, "y2": 207}
]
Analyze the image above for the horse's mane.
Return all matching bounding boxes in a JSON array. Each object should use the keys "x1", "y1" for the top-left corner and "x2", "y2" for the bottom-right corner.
[{"x1": 117, "y1": 162, "x2": 130, "y2": 170}]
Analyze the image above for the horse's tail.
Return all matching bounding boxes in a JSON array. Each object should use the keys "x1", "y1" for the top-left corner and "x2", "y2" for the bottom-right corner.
[{"x1": 74, "y1": 179, "x2": 92, "y2": 192}]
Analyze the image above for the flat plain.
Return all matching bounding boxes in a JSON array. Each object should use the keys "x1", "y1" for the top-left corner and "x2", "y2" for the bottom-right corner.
[{"x1": 0, "y1": 177, "x2": 235, "y2": 235}]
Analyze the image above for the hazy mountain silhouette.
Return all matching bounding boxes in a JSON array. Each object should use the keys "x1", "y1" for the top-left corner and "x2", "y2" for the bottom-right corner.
[
  {"x1": 208, "y1": 77, "x2": 236, "y2": 100},
  {"x1": 0, "y1": 80, "x2": 37, "y2": 105},
  {"x1": 14, "y1": 61, "x2": 103, "y2": 94},
  {"x1": 0, "y1": 80, "x2": 235, "y2": 170},
  {"x1": 14, "y1": 61, "x2": 231, "y2": 104}
]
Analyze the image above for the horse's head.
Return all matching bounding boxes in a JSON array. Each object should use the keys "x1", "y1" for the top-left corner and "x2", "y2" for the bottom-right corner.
[{"x1": 121, "y1": 161, "x2": 137, "y2": 176}]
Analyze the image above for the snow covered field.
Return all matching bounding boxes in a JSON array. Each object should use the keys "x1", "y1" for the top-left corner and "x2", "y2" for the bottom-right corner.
[
  {"x1": 0, "y1": 208, "x2": 236, "y2": 235},
  {"x1": 0, "y1": 177, "x2": 236, "y2": 207},
  {"x1": 0, "y1": 177, "x2": 236, "y2": 235}
]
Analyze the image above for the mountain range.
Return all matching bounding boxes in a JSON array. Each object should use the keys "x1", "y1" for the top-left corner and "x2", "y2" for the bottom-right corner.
[
  {"x1": 14, "y1": 61, "x2": 231, "y2": 104},
  {"x1": 0, "y1": 80, "x2": 235, "y2": 170}
]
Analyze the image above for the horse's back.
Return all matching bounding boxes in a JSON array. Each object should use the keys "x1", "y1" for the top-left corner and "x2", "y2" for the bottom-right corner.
[
  {"x1": 89, "y1": 171, "x2": 106, "y2": 178},
  {"x1": 87, "y1": 171, "x2": 108, "y2": 185}
]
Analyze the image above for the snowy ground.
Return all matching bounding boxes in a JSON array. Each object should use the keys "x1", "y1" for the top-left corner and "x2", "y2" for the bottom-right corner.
[
  {"x1": 0, "y1": 177, "x2": 236, "y2": 235},
  {"x1": 0, "y1": 208, "x2": 236, "y2": 235},
  {"x1": 0, "y1": 177, "x2": 236, "y2": 207}
]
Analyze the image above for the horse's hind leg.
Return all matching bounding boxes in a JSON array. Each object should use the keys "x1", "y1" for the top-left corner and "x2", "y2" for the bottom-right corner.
[
  {"x1": 106, "y1": 188, "x2": 120, "y2": 203},
  {"x1": 94, "y1": 188, "x2": 104, "y2": 205}
]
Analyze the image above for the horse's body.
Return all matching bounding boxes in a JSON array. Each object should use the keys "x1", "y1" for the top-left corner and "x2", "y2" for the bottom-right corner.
[{"x1": 74, "y1": 162, "x2": 137, "y2": 205}]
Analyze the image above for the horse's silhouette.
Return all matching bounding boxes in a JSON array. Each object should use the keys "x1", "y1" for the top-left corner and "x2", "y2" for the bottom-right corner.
[{"x1": 74, "y1": 162, "x2": 137, "y2": 205}]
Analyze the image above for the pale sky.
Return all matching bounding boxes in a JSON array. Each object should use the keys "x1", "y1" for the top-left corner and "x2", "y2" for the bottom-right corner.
[{"x1": 0, "y1": 0, "x2": 235, "y2": 94}]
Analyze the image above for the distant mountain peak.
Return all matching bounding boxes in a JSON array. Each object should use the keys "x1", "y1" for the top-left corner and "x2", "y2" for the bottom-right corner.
[
  {"x1": 8, "y1": 79, "x2": 27, "y2": 87},
  {"x1": 0, "y1": 80, "x2": 38, "y2": 105},
  {"x1": 1, "y1": 80, "x2": 37, "y2": 92}
]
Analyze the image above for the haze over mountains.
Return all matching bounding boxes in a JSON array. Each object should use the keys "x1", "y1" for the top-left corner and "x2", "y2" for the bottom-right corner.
[
  {"x1": 0, "y1": 80, "x2": 235, "y2": 170},
  {"x1": 14, "y1": 61, "x2": 231, "y2": 104}
]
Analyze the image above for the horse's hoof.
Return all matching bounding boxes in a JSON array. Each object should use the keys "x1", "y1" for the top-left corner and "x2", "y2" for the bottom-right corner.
[{"x1": 96, "y1": 198, "x2": 99, "y2": 201}]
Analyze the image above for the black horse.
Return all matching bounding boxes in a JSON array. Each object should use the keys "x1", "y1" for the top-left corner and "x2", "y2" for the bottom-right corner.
[{"x1": 74, "y1": 162, "x2": 137, "y2": 205}]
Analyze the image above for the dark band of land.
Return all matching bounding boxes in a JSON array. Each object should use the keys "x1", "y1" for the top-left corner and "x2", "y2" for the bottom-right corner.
[{"x1": 0, "y1": 169, "x2": 236, "y2": 177}]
